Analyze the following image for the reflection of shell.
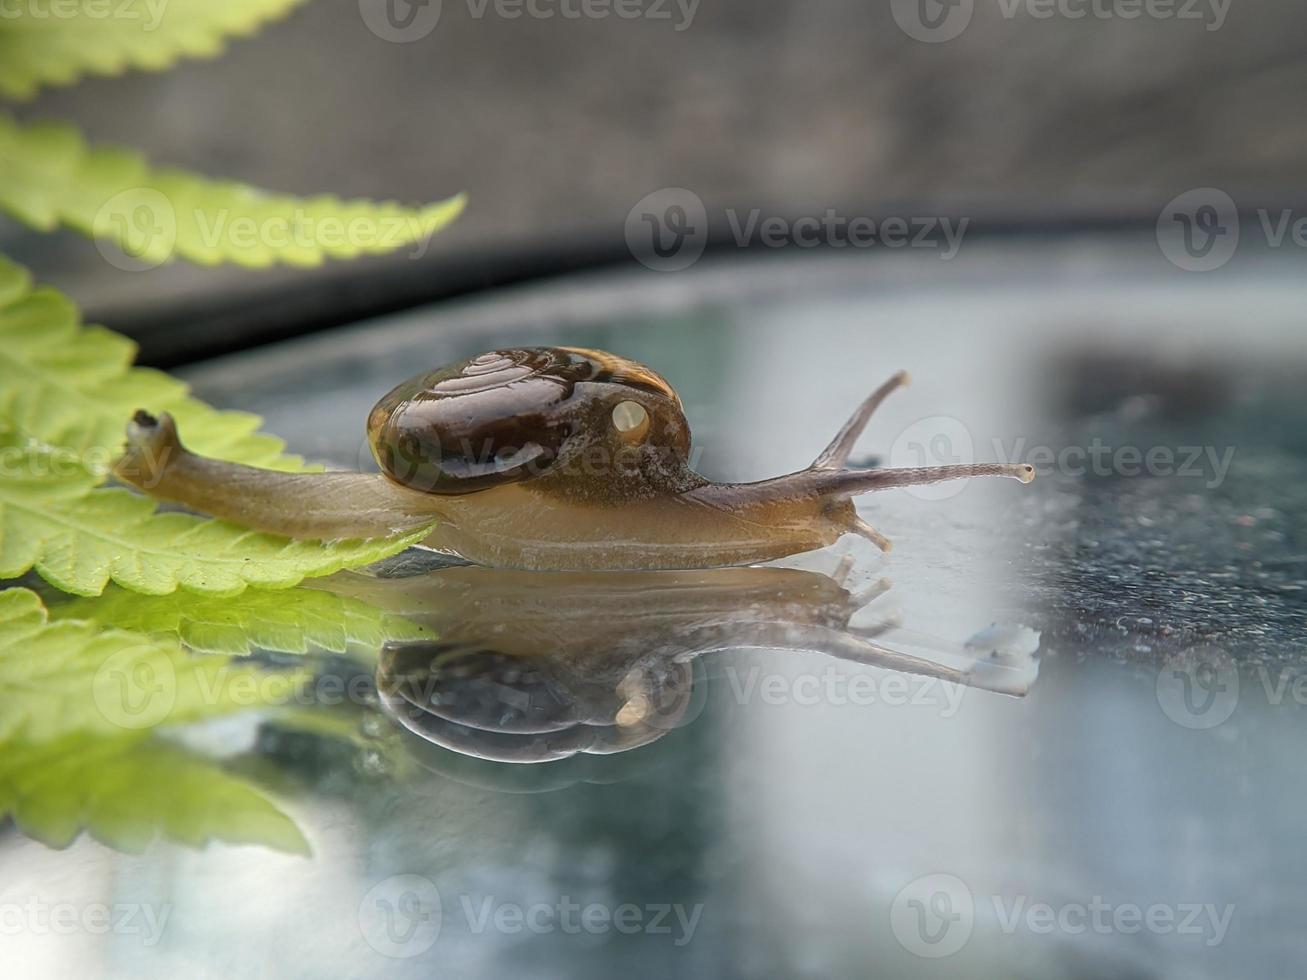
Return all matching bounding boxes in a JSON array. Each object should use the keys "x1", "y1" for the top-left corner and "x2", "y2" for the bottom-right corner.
[
  {"x1": 427, "y1": 350, "x2": 570, "y2": 396},
  {"x1": 379, "y1": 642, "x2": 579, "y2": 735},
  {"x1": 557, "y1": 347, "x2": 682, "y2": 405},
  {"x1": 375, "y1": 639, "x2": 696, "y2": 764}
]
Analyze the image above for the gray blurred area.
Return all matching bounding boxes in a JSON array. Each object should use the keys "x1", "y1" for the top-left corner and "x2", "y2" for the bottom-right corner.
[{"x1": 3, "y1": 0, "x2": 1306, "y2": 340}]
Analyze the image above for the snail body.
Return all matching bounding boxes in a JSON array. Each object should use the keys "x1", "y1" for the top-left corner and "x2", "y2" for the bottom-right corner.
[{"x1": 115, "y1": 347, "x2": 1034, "y2": 570}]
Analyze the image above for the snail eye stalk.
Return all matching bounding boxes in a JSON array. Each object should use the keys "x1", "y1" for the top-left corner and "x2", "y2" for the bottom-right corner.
[{"x1": 611, "y1": 400, "x2": 651, "y2": 443}]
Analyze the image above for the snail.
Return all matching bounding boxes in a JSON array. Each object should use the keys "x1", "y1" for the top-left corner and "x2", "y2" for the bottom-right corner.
[
  {"x1": 320, "y1": 560, "x2": 1037, "y2": 765},
  {"x1": 115, "y1": 347, "x2": 1034, "y2": 570}
]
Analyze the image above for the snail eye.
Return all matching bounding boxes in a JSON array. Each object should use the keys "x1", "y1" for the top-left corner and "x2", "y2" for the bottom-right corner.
[{"x1": 611, "y1": 400, "x2": 650, "y2": 443}]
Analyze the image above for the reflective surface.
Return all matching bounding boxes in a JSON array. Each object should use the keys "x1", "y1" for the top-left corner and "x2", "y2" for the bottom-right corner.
[{"x1": 4, "y1": 240, "x2": 1306, "y2": 978}]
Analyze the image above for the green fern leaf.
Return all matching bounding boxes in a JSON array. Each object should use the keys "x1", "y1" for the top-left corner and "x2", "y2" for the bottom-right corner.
[
  {"x1": 0, "y1": 0, "x2": 312, "y2": 100},
  {"x1": 0, "y1": 114, "x2": 465, "y2": 267},
  {"x1": 0, "y1": 589, "x2": 309, "y2": 853},
  {"x1": 53, "y1": 581, "x2": 432, "y2": 655},
  {"x1": 0, "y1": 734, "x2": 310, "y2": 855},
  {"x1": 0, "y1": 587, "x2": 307, "y2": 741},
  {"x1": 0, "y1": 255, "x2": 311, "y2": 471},
  {"x1": 0, "y1": 259, "x2": 434, "y2": 597},
  {"x1": 0, "y1": 439, "x2": 429, "y2": 596}
]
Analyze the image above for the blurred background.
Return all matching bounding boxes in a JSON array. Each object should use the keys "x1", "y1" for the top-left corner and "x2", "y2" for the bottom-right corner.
[{"x1": 4, "y1": 0, "x2": 1305, "y2": 361}]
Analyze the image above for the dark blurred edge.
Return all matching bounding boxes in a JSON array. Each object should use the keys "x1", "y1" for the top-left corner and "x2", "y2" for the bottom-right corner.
[{"x1": 89, "y1": 207, "x2": 1278, "y2": 368}]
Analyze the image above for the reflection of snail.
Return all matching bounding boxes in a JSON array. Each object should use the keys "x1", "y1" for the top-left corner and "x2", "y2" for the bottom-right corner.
[
  {"x1": 375, "y1": 641, "x2": 696, "y2": 764},
  {"x1": 116, "y1": 348, "x2": 1033, "y2": 570},
  {"x1": 323, "y1": 560, "x2": 1038, "y2": 765}
]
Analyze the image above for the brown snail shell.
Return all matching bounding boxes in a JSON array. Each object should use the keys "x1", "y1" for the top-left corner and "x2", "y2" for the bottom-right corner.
[{"x1": 366, "y1": 347, "x2": 695, "y2": 497}]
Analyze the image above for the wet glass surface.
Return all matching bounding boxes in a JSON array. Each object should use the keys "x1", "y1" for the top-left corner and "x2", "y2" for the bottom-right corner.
[{"x1": 4, "y1": 237, "x2": 1306, "y2": 978}]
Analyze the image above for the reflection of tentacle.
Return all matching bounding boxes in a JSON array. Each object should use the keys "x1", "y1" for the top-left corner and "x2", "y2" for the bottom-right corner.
[
  {"x1": 811, "y1": 628, "x2": 1033, "y2": 697},
  {"x1": 848, "y1": 614, "x2": 901, "y2": 641},
  {"x1": 850, "y1": 577, "x2": 892, "y2": 610},
  {"x1": 889, "y1": 626, "x2": 1040, "y2": 669},
  {"x1": 849, "y1": 624, "x2": 1039, "y2": 694},
  {"x1": 691, "y1": 623, "x2": 1031, "y2": 696}
]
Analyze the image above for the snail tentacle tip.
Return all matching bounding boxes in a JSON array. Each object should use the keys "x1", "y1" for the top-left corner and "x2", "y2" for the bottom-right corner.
[
  {"x1": 850, "y1": 515, "x2": 893, "y2": 552},
  {"x1": 850, "y1": 577, "x2": 893, "y2": 608},
  {"x1": 124, "y1": 409, "x2": 179, "y2": 448},
  {"x1": 1016, "y1": 464, "x2": 1036, "y2": 484}
]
